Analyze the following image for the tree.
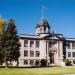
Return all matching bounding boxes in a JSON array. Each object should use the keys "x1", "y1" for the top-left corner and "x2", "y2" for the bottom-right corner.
[
  {"x1": 0, "y1": 33, "x2": 5, "y2": 65},
  {"x1": 5, "y1": 19, "x2": 20, "y2": 66},
  {"x1": 0, "y1": 17, "x2": 6, "y2": 65}
]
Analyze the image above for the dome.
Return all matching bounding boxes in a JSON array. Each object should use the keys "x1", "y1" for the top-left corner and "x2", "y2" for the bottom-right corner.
[
  {"x1": 0, "y1": 17, "x2": 6, "y2": 26},
  {"x1": 36, "y1": 18, "x2": 50, "y2": 28}
]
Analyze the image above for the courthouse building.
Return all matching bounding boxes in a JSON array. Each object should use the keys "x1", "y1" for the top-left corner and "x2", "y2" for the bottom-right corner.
[{"x1": 19, "y1": 18, "x2": 75, "y2": 66}]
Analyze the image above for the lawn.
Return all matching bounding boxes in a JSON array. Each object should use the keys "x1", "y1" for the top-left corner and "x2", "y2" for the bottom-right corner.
[{"x1": 0, "y1": 67, "x2": 75, "y2": 75}]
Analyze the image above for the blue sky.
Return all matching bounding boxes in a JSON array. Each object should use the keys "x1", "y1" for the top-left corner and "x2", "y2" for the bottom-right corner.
[{"x1": 0, "y1": 0, "x2": 75, "y2": 37}]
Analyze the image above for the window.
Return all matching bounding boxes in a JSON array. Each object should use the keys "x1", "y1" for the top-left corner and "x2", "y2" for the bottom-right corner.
[
  {"x1": 44, "y1": 27, "x2": 46, "y2": 31},
  {"x1": 68, "y1": 52, "x2": 71, "y2": 57},
  {"x1": 72, "y1": 52, "x2": 75, "y2": 57},
  {"x1": 35, "y1": 60, "x2": 39, "y2": 66},
  {"x1": 36, "y1": 41, "x2": 39, "y2": 47},
  {"x1": 66, "y1": 42, "x2": 70, "y2": 49},
  {"x1": 40, "y1": 28, "x2": 42, "y2": 32},
  {"x1": 36, "y1": 51, "x2": 40, "y2": 57},
  {"x1": 30, "y1": 51, "x2": 34, "y2": 57},
  {"x1": 72, "y1": 42, "x2": 75, "y2": 49},
  {"x1": 30, "y1": 41, "x2": 34, "y2": 47},
  {"x1": 30, "y1": 60, "x2": 34, "y2": 65},
  {"x1": 24, "y1": 40, "x2": 28, "y2": 47},
  {"x1": 24, "y1": 60, "x2": 28, "y2": 65},
  {"x1": 24, "y1": 50, "x2": 28, "y2": 57}
]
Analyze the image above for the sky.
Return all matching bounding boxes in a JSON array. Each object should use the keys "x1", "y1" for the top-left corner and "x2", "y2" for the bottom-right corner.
[{"x1": 0, "y1": 0, "x2": 75, "y2": 38}]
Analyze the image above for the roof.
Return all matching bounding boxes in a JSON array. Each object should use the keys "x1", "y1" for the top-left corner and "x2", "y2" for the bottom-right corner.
[
  {"x1": 64, "y1": 37, "x2": 75, "y2": 42},
  {"x1": 19, "y1": 32, "x2": 64, "y2": 41},
  {"x1": 36, "y1": 18, "x2": 50, "y2": 28}
]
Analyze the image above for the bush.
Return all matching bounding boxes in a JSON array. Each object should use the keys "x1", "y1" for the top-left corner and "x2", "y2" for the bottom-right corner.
[
  {"x1": 63, "y1": 59, "x2": 72, "y2": 66},
  {"x1": 40, "y1": 59, "x2": 47, "y2": 67}
]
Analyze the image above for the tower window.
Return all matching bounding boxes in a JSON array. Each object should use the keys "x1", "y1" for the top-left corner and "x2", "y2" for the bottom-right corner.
[
  {"x1": 44, "y1": 27, "x2": 46, "y2": 31},
  {"x1": 40, "y1": 28, "x2": 42, "y2": 32}
]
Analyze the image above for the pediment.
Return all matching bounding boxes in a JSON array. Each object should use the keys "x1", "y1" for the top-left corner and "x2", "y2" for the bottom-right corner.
[{"x1": 43, "y1": 34, "x2": 63, "y2": 40}]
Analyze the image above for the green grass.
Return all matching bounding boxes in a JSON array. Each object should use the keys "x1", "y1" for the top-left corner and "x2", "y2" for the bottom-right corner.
[{"x1": 0, "y1": 67, "x2": 75, "y2": 75}]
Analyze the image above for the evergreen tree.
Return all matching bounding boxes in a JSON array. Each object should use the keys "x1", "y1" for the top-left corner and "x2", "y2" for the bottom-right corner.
[
  {"x1": 0, "y1": 17, "x2": 6, "y2": 65},
  {"x1": 5, "y1": 19, "x2": 20, "y2": 66},
  {"x1": 0, "y1": 33, "x2": 5, "y2": 65}
]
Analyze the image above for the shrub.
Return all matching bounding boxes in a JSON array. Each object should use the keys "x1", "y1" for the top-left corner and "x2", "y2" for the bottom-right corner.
[{"x1": 63, "y1": 59, "x2": 72, "y2": 66}]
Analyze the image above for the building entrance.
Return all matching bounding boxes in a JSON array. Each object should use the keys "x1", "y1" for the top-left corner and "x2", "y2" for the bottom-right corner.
[{"x1": 49, "y1": 52, "x2": 54, "y2": 64}]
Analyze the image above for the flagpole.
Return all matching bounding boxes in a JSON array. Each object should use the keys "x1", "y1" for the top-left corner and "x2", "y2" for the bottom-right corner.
[{"x1": 42, "y1": 6, "x2": 43, "y2": 19}]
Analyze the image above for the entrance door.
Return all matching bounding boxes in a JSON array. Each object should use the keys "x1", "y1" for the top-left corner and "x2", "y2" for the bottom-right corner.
[{"x1": 49, "y1": 52, "x2": 54, "y2": 64}]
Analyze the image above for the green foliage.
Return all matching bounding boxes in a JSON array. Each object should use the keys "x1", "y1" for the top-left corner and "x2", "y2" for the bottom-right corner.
[
  {"x1": 0, "y1": 28, "x2": 6, "y2": 64},
  {"x1": 4, "y1": 19, "x2": 21, "y2": 66},
  {"x1": 63, "y1": 59, "x2": 72, "y2": 66},
  {"x1": 0, "y1": 67, "x2": 75, "y2": 75},
  {"x1": 0, "y1": 19, "x2": 21, "y2": 66}
]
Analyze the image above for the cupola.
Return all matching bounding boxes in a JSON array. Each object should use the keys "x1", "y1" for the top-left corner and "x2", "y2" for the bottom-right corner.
[{"x1": 36, "y1": 19, "x2": 50, "y2": 34}]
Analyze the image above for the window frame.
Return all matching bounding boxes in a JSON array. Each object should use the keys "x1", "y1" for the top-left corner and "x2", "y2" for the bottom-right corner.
[
  {"x1": 66, "y1": 42, "x2": 70, "y2": 49},
  {"x1": 36, "y1": 51, "x2": 40, "y2": 57},
  {"x1": 72, "y1": 52, "x2": 75, "y2": 57},
  {"x1": 24, "y1": 50, "x2": 28, "y2": 57},
  {"x1": 36, "y1": 41, "x2": 39, "y2": 48},
  {"x1": 24, "y1": 60, "x2": 28, "y2": 65},
  {"x1": 72, "y1": 42, "x2": 75, "y2": 49},
  {"x1": 30, "y1": 41, "x2": 34, "y2": 47},
  {"x1": 30, "y1": 51, "x2": 34, "y2": 57},
  {"x1": 68, "y1": 52, "x2": 71, "y2": 57},
  {"x1": 30, "y1": 60, "x2": 34, "y2": 65},
  {"x1": 24, "y1": 40, "x2": 28, "y2": 47}
]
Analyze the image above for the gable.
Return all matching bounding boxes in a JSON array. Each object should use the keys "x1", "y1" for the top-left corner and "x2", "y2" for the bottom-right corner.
[{"x1": 43, "y1": 34, "x2": 63, "y2": 40}]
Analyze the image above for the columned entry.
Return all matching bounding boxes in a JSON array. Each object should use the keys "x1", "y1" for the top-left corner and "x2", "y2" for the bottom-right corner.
[{"x1": 49, "y1": 52, "x2": 54, "y2": 64}]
